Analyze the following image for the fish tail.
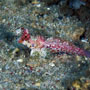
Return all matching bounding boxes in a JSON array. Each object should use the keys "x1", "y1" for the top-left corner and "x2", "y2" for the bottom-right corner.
[{"x1": 84, "y1": 50, "x2": 90, "y2": 58}]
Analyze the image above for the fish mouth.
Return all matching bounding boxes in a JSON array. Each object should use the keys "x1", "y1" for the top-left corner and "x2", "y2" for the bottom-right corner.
[{"x1": 18, "y1": 39, "x2": 23, "y2": 43}]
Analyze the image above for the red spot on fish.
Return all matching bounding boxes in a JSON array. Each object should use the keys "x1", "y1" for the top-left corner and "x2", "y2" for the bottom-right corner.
[{"x1": 30, "y1": 66, "x2": 33, "y2": 71}]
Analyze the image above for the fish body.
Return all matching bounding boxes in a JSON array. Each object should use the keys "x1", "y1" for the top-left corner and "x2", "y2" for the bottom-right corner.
[
  {"x1": 18, "y1": 28, "x2": 90, "y2": 58},
  {"x1": 44, "y1": 38, "x2": 84, "y2": 55}
]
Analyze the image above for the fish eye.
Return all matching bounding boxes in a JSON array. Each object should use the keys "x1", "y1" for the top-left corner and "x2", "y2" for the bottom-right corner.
[{"x1": 25, "y1": 35, "x2": 27, "y2": 38}]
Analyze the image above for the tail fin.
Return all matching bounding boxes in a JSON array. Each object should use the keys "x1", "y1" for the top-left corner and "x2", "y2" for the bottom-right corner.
[{"x1": 84, "y1": 50, "x2": 90, "y2": 58}]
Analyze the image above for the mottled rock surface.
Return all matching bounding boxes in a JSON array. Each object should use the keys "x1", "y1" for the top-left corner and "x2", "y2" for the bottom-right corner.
[{"x1": 0, "y1": 0, "x2": 90, "y2": 90}]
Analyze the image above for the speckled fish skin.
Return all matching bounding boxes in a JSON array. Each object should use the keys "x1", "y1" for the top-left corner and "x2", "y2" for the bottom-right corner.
[
  {"x1": 18, "y1": 28, "x2": 90, "y2": 58},
  {"x1": 44, "y1": 38, "x2": 86, "y2": 56}
]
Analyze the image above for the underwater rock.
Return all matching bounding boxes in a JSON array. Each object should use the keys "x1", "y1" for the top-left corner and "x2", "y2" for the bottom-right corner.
[
  {"x1": 73, "y1": 5, "x2": 90, "y2": 43},
  {"x1": 71, "y1": 27, "x2": 85, "y2": 41},
  {"x1": 72, "y1": 79, "x2": 90, "y2": 90},
  {"x1": 59, "y1": 0, "x2": 89, "y2": 18},
  {"x1": 30, "y1": 48, "x2": 48, "y2": 58},
  {"x1": 84, "y1": 0, "x2": 90, "y2": 8},
  {"x1": 31, "y1": 0, "x2": 40, "y2": 4},
  {"x1": 40, "y1": 0, "x2": 60, "y2": 5},
  {"x1": 69, "y1": 0, "x2": 86, "y2": 9},
  {"x1": 0, "y1": 24, "x2": 16, "y2": 43},
  {"x1": 85, "y1": 27, "x2": 90, "y2": 43},
  {"x1": 75, "y1": 6, "x2": 90, "y2": 22},
  {"x1": 14, "y1": 0, "x2": 32, "y2": 6}
]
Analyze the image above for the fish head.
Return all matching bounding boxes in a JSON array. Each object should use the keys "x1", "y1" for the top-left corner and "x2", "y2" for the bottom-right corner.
[
  {"x1": 18, "y1": 28, "x2": 30, "y2": 44},
  {"x1": 18, "y1": 28, "x2": 45, "y2": 49}
]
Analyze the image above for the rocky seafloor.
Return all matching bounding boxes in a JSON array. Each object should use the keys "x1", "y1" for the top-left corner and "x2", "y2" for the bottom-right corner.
[{"x1": 0, "y1": 0, "x2": 90, "y2": 90}]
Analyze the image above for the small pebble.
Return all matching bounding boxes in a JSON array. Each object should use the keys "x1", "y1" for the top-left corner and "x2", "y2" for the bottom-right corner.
[
  {"x1": 81, "y1": 39, "x2": 88, "y2": 43},
  {"x1": 58, "y1": 16, "x2": 63, "y2": 20},
  {"x1": 49, "y1": 62, "x2": 55, "y2": 67},
  {"x1": 35, "y1": 83, "x2": 41, "y2": 87},
  {"x1": 16, "y1": 28, "x2": 22, "y2": 35},
  {"x1": 36, "y1": 4, "x2": 41, "y2": 7},
  {"x1": 47, "y1": 8, "x2": 50, "y2": 10},
  {"x1": 2, "y1": 19, "x2": 6, "y2": 23},
  {"x1": 17, "y1": 59, "x2": 23, "y2": 63}
]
